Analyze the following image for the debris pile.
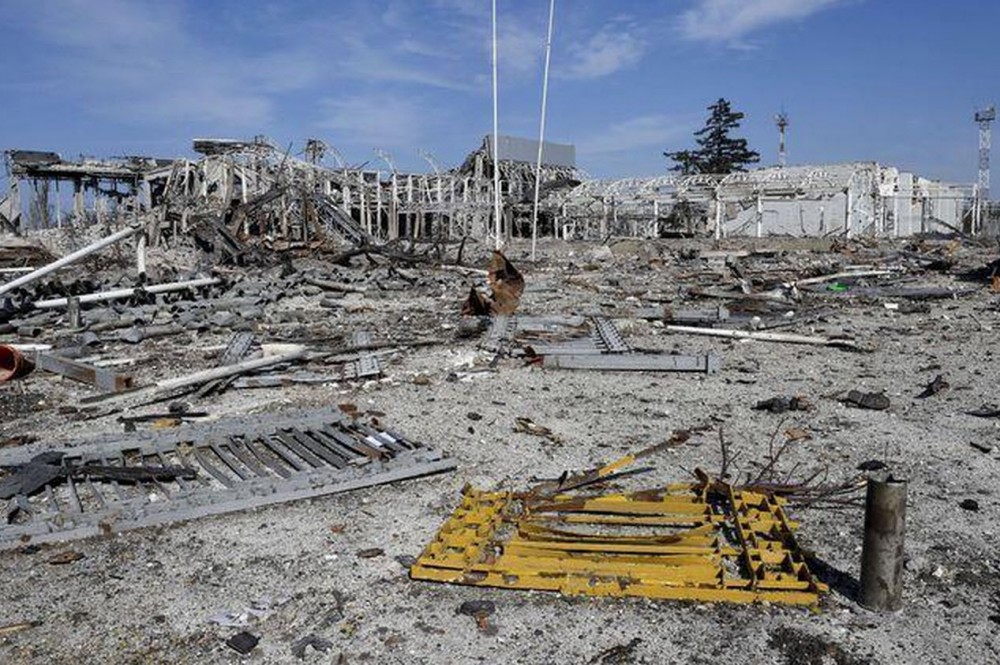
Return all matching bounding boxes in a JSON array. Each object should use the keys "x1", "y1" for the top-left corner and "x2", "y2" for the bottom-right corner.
[{"x1": 2, "y1": 141, "x2": 999, "y2": 661}]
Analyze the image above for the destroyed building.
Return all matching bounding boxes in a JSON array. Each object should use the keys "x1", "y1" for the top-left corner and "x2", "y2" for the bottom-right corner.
[
  {"x1": 3, "y1": 138, "x2": 984, "y2": 253},
  {"x1": 1, "y1": 131, "x2": 998, "y2": 664}
]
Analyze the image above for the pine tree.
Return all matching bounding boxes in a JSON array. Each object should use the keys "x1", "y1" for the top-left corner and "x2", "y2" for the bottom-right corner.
[{"x1": 665, "y1": 98, "x2": 760, "y2": 174}]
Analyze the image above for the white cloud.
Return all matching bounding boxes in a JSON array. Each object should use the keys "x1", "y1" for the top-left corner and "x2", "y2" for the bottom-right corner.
[
  {"x1": 17, "y1": 0, "x2": 307, "y2": 128},
  {"x1": 560, "y1": 22, "x2": 646, "y2": 80},
  {"x1": 499, "y1": 19, "x2": 546, "y2": 77},
  {"x1": 679, "y1": 0, "x2": 843, "y2": 44},
  {"x1": 577, "y1": 114, "x2": 694, "y2": 156},
  {"x1": 317, "y1": 93, "x2": 443, "y2": 151}
]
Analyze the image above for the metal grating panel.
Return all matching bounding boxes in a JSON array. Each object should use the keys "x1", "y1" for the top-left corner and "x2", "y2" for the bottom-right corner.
[
  {"x1": 351, "y1": 331, "x2": 382, "y2": 379},
  {"x1": 591, "y1": 317, "x2": 631, "y2": 354},
  {"x1": 0, "y1": 409, "x2": 453, "y2": 550},
  {"x1": 219, "y1": 331, "x2": 256, "y2": 366}
]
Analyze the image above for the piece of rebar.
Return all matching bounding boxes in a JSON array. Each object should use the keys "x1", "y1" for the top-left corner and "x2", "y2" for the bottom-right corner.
[
  {"x1": 859, "y1": 476, "x2": 907, "y2": 611},
  {"x1": 0, "y1": 225, "x2": 141, "y2": 297}
]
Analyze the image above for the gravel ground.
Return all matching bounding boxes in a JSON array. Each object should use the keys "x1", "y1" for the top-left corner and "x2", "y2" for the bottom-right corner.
[{"x1": 1, "y1": 236, "x2": 999, "y2": 664}]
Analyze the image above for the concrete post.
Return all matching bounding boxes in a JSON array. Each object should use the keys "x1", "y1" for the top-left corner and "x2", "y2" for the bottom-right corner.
[
  {"x1": 66, "y1": 296, "x2": 81, "y2": 328},
  {"x1": 859, "y1": 476, "x2": 907, "y2": 611}
]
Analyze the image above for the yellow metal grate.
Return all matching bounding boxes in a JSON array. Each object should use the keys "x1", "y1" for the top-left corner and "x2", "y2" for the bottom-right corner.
[{"x1": 411, "y1": 481, "x2": 828, "y2": 606}]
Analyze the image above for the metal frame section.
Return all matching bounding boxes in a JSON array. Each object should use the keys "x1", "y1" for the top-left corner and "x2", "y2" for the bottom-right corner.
[
  {"x1": 0, "y1": 408, "x2": 455, "y2": 550},
  {"x1": 482, "y1": 315, "x2": 720, "y2": 373},
  {"x1": 411, "y1": 483, "x2": 827, "y2": 606}
]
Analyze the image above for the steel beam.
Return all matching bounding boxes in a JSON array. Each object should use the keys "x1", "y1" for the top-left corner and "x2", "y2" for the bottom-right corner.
[{"x1": 542, "y1": 352, "x2": 719, "y2": 373}]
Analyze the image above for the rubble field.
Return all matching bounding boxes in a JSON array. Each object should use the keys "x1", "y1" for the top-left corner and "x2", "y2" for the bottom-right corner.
[{"x1": 1, "y1": 234, "x2": 999, "y2": 664}]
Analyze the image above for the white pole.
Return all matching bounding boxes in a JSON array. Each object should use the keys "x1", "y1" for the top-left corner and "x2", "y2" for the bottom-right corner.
[
  {"x1": 531, "y1": 0, "x2": 555, "y2": 262},
  {"x1": 491, "y1": 0, "x2": 502, "y2": 251},
  {"x1": 136, "y1": 231, "x2": 147, "y2": 278},
  {"x1": 32, "y1": 277, "x2": 221, "y2": 309},
  {"x1": 0, "y1": 224, "x2": 141, "y2": 297}
]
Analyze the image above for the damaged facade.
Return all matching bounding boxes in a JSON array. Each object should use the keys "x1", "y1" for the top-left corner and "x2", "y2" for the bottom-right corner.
[
  {"x1": 0, "y1": 131, "x2": 997, "y2": 662},
  {"x1": 2, "y1": 138, "x2": 983, "y2": 251}
]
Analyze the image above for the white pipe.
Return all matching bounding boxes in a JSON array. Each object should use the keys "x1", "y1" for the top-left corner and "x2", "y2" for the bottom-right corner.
[
  {"x1": 136, "y1": 232, "x2": 147, "y2": 277},
  {"x1": 531, "y1": 0, "x2": 555, "y2": 262},
  {"x1": 491, "y1": 0, "x2": 502, "y2": 250},
  {"x1": 156, "y1": 348, "x2": 305, "y2": 391},
  {"x1": 94, "y1": 347, "x2": 307, "y2": 404},
  {"x1": 792, "y1": 269, "x2": 896, "y2": 287},
  {"x1": 33, "y1": 277, "x2": 221, "y2": 309},
  {"x1": 665, "y1": 324, "x2": 861, "y2": 349},
  {"x1": 0, "y1": 224, "x2": 141, "y2": 296}
]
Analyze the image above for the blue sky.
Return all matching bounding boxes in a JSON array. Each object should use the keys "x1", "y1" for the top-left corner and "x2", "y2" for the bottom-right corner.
[{"x1": 1, "y1": 0, "x2": 997, "y2": 181}]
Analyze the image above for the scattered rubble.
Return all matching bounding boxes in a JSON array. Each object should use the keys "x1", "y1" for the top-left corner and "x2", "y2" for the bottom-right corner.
[
  {"x1": 916, "y1": 374, "x2": 949, "y2": 398},
  {"x1": 1, "y1": 157, "x2": 999, "y2": 660},
  {"x1": 754, "y1": 395, "x2": 811, "y2": 413},
  {"x1": 225, "y1": 631, "x2": 260, "y2": 655},
  {"x1": 842, "y1": 390, "x2": 891, "y2": 411}
]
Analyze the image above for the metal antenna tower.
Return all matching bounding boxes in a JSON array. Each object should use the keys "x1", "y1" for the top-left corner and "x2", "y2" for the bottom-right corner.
[
  {"x1": 304, "y1": 138, "x2": 326, "y2": 164},
  {"x1": 417, "y1": 149, "x2": 444, "y2": 174},
  {"x1": 975, "y1": 105, "x2": 995, "y2": 200},
  {"x1": 326, "y1": 145, "x2": 347, "y2": 169},
  {"x1": 373, "y1": 148, "x2": 396, "y2": 173},
  {"x1": 774, "y1": 111, "x2": 789, "y2": 168}
]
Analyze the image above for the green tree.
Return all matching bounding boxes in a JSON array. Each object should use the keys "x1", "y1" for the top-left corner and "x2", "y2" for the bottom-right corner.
[{"x1": 665, "y1": 98, "x2": 760, "y2": 174}]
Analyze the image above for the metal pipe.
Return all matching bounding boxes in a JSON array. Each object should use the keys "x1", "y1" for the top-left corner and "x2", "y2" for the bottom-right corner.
[
  {"x1": 859, "y1": 475, "x2": 907, "y2": 611},
  {"x1": 32, "y1": 277, "x2": 221, "y2": 309},
  {"x1": 0, "y1": 344, "x2": 35, "y2": 382},
  {"x1": 156, "y1": 348, "x2": 306, "y2": 392},
  {"x1": 0, "y1": 224, "x2": 141, "y2": 297}
]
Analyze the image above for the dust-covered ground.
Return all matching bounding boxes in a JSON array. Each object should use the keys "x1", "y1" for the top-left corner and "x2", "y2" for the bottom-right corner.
[{"x1": 1, "y1": 236, "x2": 999, "y2": 664}]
